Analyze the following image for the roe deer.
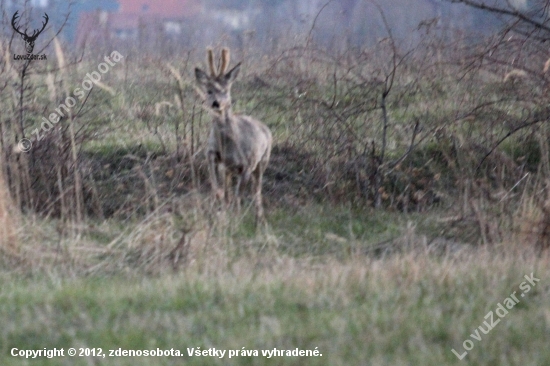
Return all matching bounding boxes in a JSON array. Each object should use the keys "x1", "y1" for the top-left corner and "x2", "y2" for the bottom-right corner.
[{"x1": 195, "y1": 48, "x2": 272, "y2": 224}]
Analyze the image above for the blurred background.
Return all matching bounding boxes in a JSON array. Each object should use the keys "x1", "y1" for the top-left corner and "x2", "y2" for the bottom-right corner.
[
  {"x1": 2, "y1": 0, "x2": 517, "y2": 53},
  {"x1": 1, "y1": 0, "x2": 549, "y2": 251}
]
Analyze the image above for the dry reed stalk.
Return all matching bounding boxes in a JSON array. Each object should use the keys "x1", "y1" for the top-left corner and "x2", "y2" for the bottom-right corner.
[
  {"x1": 0, "y1": 167, "x2": 19, "y2": 256},
  {"x1": 513, "y1": 180, "x2": 550, "y2": 252},
  {"x1": 503, "y1": 69, "x2": 528, "y2": 81},
  {"x1": 166, "y1": 62, "x2": 198, "y2": 188},
  {"x1": 54, "y1": 37, "x2": 84, "y2": 225}
]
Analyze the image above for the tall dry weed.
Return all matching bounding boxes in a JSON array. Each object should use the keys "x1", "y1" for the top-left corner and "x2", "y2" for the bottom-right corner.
[
  {"x1": 514, "y1": 182, "x2": 550, "y2": 252},
  {"x1": 0, "y1": 169, "x2": 19, "y2": 256}
]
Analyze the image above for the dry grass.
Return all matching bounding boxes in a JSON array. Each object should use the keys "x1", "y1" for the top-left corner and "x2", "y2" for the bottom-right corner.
[
  {"x1": 0, "y1": 168, "x2": 19, "y2": 258},
  {"x1": 512, "y1": 179, "x2": 550, "y2": 252},
  {"x1": 0, "y1": 229, "x2": 548, "y2": 365}
]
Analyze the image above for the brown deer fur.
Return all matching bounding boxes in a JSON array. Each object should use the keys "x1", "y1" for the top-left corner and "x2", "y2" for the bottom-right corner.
[{"x1": 195, "y1": 48, "x2": 272, "y2": 223}]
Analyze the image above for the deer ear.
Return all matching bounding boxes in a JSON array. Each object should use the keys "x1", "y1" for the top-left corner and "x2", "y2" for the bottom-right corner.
[
  {"x1": 195, "y1": 67, "x2": 209, "y2": 85},
  {"x1": 224, "y1": 62, "x2": 241, "y2": 83}
]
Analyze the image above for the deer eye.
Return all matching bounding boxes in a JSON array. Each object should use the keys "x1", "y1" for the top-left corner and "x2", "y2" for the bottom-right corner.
[{"x1": 207, "y1": 90, "x2": 213, "y2": 95}]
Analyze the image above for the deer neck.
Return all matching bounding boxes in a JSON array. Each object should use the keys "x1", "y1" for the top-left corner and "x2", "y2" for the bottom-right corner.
[{"x1": 214, "y1": 107, "x2": 236, "y2": 130}]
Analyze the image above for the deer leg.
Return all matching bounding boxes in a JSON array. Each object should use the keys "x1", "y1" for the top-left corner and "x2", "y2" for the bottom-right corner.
[
  {"x1": 235, "y1": 168, "x2": 251, "y2": 215},
  {"x1": 208, "y1": 152, "x2": 223, "y2": 202},
  {"x1": 224, "y1": 169, "x2": 231, "y2": 206},
  {"x1": 252, "y1": 165, "x2": 265, "y2": 225}
]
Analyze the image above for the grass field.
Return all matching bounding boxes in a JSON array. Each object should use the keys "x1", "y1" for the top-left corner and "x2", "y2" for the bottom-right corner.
[
  {"x1": 0, "y1": 205, "x2": 549, "y2": 365},
  {"x1": 2, "y1": 14, "x2": 550, "y2": 365}
]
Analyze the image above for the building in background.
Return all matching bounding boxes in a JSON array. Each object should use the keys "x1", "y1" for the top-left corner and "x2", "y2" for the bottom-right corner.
[
  {"x1": 2, "y1": 0, "x2": 504, "y2": 52},
  {"x1": 75, "y1": 0, "x2": 201, "y2": 50}
]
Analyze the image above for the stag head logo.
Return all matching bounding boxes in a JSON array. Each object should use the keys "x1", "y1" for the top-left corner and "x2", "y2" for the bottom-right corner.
[{"x1": 12, "y1": 11, "x2": 49, "y2": 54}]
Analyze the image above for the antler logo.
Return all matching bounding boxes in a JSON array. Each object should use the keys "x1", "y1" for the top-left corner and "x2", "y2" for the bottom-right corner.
[{"x1": 11, "y1": 11, "x2": 49, "y2": 54}]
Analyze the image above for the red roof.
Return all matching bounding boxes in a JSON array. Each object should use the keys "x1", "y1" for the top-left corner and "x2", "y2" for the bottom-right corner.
[
  {"x1": 111, "y1": 13, "x2": 140, "y2": 30},
  {"x1": 75, "y1": 0, "x2": 202, "y2": 47},
  {"x1": 118, "y1": 0, "x2": 201, "y2": 18}
]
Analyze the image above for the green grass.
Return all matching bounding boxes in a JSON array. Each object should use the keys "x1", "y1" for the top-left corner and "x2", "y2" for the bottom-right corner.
[
  {"x1": 1, "y1": 206, "x2": 549, "y2": 365},
  {"x1": 0, "y1": 245, "x2": 548, "y2": 365}
]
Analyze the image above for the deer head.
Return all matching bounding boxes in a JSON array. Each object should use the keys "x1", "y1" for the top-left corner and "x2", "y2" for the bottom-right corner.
[
  {"x1": 195, "y1": 48, "x2": 241, "y2": 114},
  {"x1": 12, "y1": 11, "x2": 49, "y2": 54}
]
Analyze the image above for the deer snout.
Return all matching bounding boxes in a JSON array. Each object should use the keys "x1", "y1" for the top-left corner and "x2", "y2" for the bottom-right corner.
[{"x1": 212, "y1": 100, "x2": 220, "y2": 109}]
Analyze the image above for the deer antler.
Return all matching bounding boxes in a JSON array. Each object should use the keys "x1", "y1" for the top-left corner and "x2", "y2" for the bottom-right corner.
[
  {"x1": 11, "y1": 11, "x2": 26, "y2": 37},
  {"x1": 28, "y1": 13, "x2": 48, "y2": 41},
  {"x1": 207, "y1": 48, "x2": 216, "y2": 77},
  {"x1": 11, "y1": 11, "x2": 48, "y2": 41},
  {"x1": 206, "y1": 48, "x2": 232, "y2": 77},
  {"x1": 219, "y1": 48, "x2": 230, "y2": 76}
]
